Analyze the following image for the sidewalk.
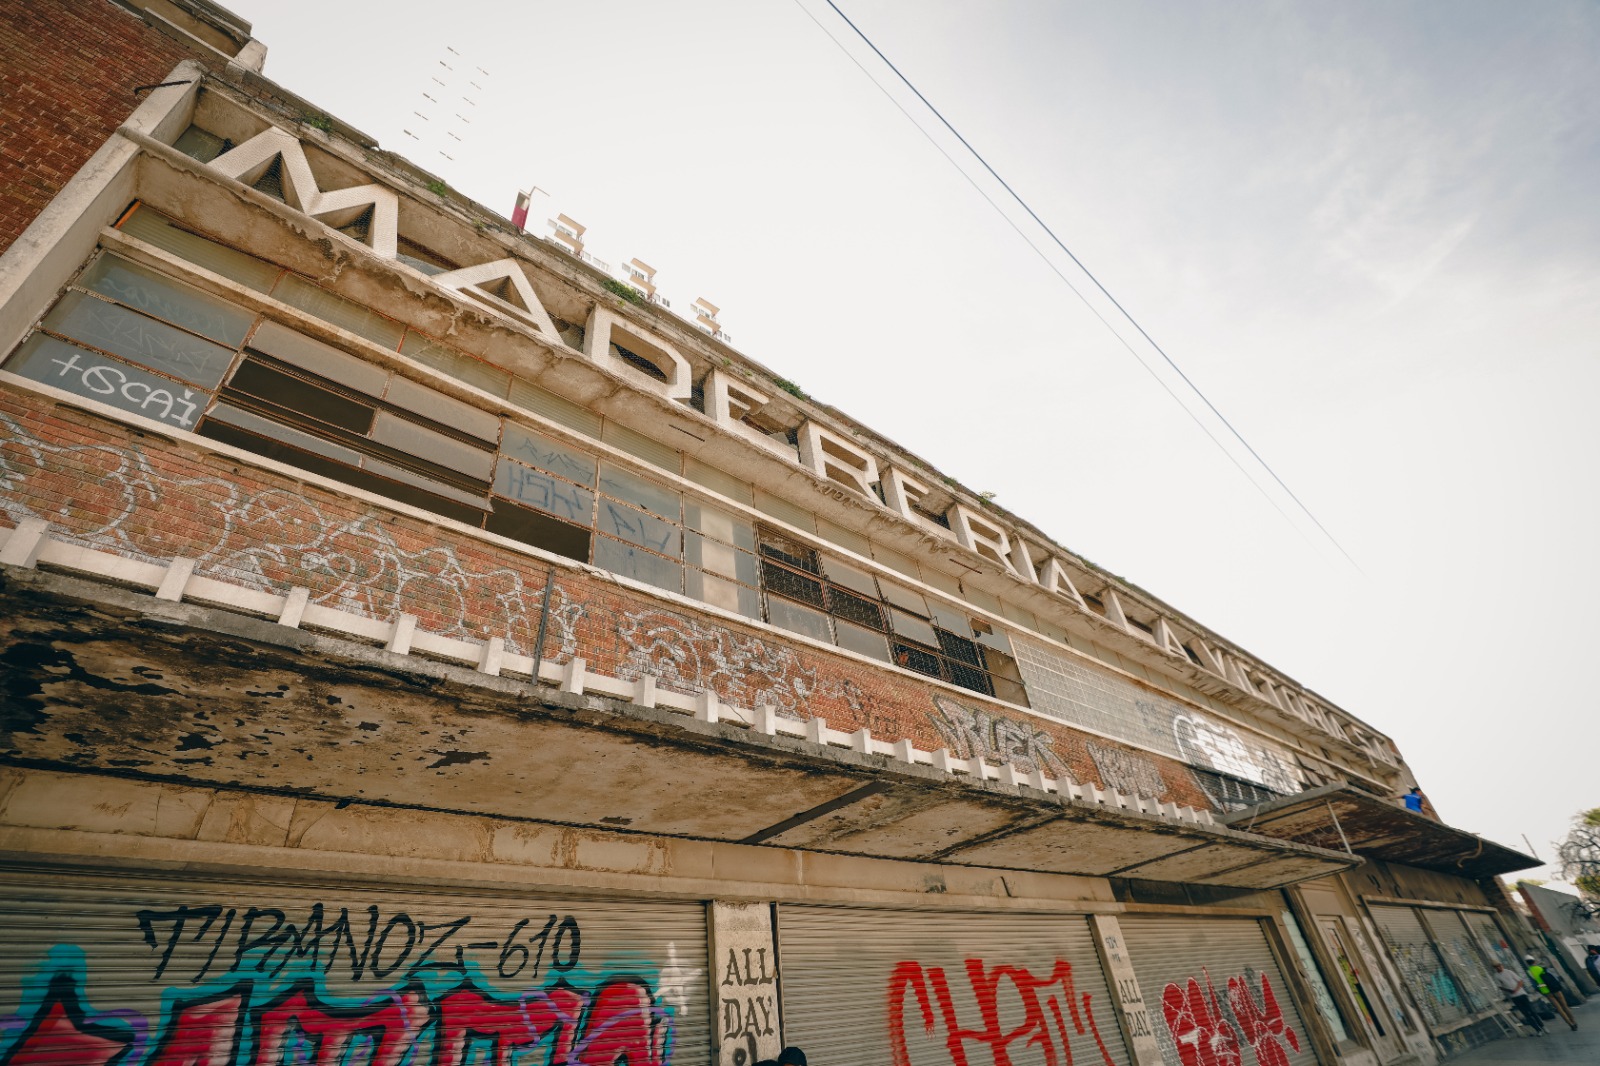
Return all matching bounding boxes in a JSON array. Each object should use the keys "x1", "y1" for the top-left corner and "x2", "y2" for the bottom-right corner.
[{"x1": 1442, "y1": 1000, "x2": 1596, "y2": 1064}]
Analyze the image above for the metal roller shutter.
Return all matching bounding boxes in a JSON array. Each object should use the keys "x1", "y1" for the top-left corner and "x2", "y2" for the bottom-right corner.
[
  {"x1": 1417, "y1": 910, "x2": 1496, "y2": 1015},
  {"x1": 0, "y1": 866, "x2": 711, "y2": 1066},
  {"x1": 778, "y1": 905, "x2": 1131, "y2": 1066},
  {"x1": 1367, "y1": 905, "x2": 1466, "y2": 1029},
  {"x1": 1462, "y1": 911, "x2": 1518, "y2": 969},
  {"x1": 1119, "y1": 915, "x2": 1320, "y2": 1066}
]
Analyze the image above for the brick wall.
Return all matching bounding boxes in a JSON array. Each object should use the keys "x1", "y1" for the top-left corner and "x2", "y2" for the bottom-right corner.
[
  {"x1": 0, "y1": 0, "x2": 214, "y2": 253},
  {"x1": 0, "y1": 385, "x2": 1218, "y2": 812}
]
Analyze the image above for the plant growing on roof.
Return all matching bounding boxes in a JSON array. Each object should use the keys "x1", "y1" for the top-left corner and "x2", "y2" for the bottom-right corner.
[
  {"x1": 426, "y1": 179, "x2": 449, "y2": 197},
  {"x1": 772, "y1": 378, "x2": 808, "y2": 401},
  {"x1": 601, "y1": 278, "x2": 646, "y2": 305},
  {"x1": 302, "y1": 113, "x2": 333, "y2": 132}
]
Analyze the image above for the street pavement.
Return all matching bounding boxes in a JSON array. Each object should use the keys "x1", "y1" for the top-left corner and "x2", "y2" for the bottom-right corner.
[{"x1": 1442, "y1": 999, "x2": 1598, "y2": 1064}]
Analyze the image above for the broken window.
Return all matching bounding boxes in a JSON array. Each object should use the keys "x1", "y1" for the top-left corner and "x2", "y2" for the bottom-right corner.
[{"x1": 754, "y1": 528, "x2": 1029, "y2": 705}]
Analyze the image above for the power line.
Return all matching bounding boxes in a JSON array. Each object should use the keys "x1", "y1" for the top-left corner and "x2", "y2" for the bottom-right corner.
[
  {"x1": 806, "y1": 0, "x2": 1361, "y2": 571},
  {"x1": 787, "y1": 0, "x2": 1312, "y2": 545}
]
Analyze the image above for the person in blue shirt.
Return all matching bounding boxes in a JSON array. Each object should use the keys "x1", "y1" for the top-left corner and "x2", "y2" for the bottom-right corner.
[{"x1": 1401, "y1": 786, "x2": 1425, "y2": 813}]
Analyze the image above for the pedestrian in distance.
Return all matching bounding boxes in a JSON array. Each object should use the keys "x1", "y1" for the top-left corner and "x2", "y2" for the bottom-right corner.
[
  {"x1": 1493, "y1": 962, "x2": 1545, "y2": 1035},
  {"x1": 1586, "y1": 945, "x2": 1600, "y2": 987},
  {"x1": 1399, "y1": 786, "x2": 1425, "y2": 813},
  {"x1": 1525, "y1": 954, "x2": 1577, "y2": 1031}
]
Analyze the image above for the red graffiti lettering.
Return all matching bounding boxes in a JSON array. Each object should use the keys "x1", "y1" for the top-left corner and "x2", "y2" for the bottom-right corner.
[
  {"x1": 573, "y1": 979, "x2": 668, "y2": 1066},
  {"x1": 1161, "y1": 969, "x2": 1299, "y2": 1066},
  {"x1": 1161, "y1": 971, "x2": 1241, "y2": 1066},
  {"x1": 1225, "y1": 974, "x2": 1299, "y2": 1066},
  {"x1": 1, "y1": 971, "x2": 673, "y2": 1066},
  {"x1": 254, "y1": 984, "x2": 429, "y2": 1066},
  {"x1": 0, "y1": 975, "x2": 133, "y2": 1066},
  {"x1": 146, "y1": 988, "x2": 247, "y2": 1066},
  {"x1": 887, "y1": 958, "x2": 1118, "y2": 1066}
]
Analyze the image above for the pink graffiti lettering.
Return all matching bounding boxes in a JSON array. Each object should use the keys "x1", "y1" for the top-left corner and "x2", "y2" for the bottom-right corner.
[
  {"x1": 0, "y1": 971, "x2": 671, "y2": 1066},
  {"x1": 1160, "y1": 969, "x2": 1298, "y2": 1066},
  {"x1": 888, "y1": 958, "x2": 1118, "y2": 1066}
]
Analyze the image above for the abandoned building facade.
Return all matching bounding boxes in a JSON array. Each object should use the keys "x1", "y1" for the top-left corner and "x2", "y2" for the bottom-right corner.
[{"x1": 0, "y1": 3, "x2": 1557, "y2": 1065}]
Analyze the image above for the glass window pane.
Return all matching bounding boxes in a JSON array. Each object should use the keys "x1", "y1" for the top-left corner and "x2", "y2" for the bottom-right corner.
[
  {"x1": 400, "y1": 331, "x2": 510, "y2": 397},
  {"x1": 816, "y1": 517, "x2": 870, "y2": 556},
  {"x1": 272, "y1": 273, "x2": 405, "y2": 350},
  {"x1": 593, "y1": 536, "x2": 683, "y2": 594},
  {"x1": 597, "y1": 499, "x2": 681, "y2": 556},
  {"x1": 384, "y1": 374, "x2": 499, "y2": 443},
  {"x1": 507, "y1": 378, "x2": 603, "y2": 437},
  {"x1": 601, "y1": 421, "x2": 680, "y2": 471},
  {"x1": 6, "y1": 334, "x2": 209, "y2": 431},
  {"x1": 119, "y1": 207, "x2": 282, "y2": 291},
  {"x1": 821, "y1": 556, "x2": 878, "y2": 596},
  {"x1": 686, "y1": 570, "x2": 761, "y2": 620},
  {"x1": 206, "y1": 401, "x2": 362, "y2": 465},
  {"x1": 501, "y1": 423, "x2": 597, "y2": 486},
  {"x1": 598, "y1": 462, "x2": 680, "y2": 519},
  {"x1": 683, "y1": 457, "x2": 753, "y2": 503},
  {"x1": 889, "y1": 609, "x2": 939, "y2": 646},
  {"x1": 871, "y1": 543, "x2": 920, "y2": 580},
  {"x1": 683, "y1": 501, "x2": 755, "y2": 551},
  {"x1": 684, "y1": 532, "x2": 757, "y2": 585},
  {"x1": 928, "y1": 602, "x2": 971, "y2": 633},
  {"x1": 371, "y1": 411, "x2": 495, "y2": 480},
  {"x1": 835, "y1": 620, "x2": 890, "y2": 663},
  {"x1": 878, "y1": 579, "x2": 929, "y2": 616},
  {"x1": 44, "y1": 292, "x2": 237, "y2": 389},
  {"x1": 768, "y1": 598, "x2": 832, "y2": 643},
  {"x1": 493, "y1": 459, "x2": 595, "y2": 524},
  {"x1": 249, "y1": 320, "x2": 388, "y2": 396},
  {"x1": 360, "y1": 456, "x2": 490, "y2": 509},
  {"x1": 753, "y1": 488, "x2": 815, "y2": 532},
  {"x1": 81, "y1": 255, "x2": 254, "y2": 347}
]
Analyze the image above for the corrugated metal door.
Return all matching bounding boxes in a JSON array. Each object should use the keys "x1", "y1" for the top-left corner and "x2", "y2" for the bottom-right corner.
[
  {"x1": 1367, "y1": 905, "x2": 1466, "y2": 1029},
  {"x1": 1418, "y1": 910, "x2": 1496, "y2": 1014},
  {"x1": 778, "y1": 905, "x2": 1131, "y2": 1066},
  {"x1": 0, "y1": 866, "x2": 712, "y2": 1066},
  {"x1": 1119, "y1": 915, "x2": 1320, "y2": 1066},
  {"x1": 1461, "y1": 911, "x2": 1518, "y2": 970}
]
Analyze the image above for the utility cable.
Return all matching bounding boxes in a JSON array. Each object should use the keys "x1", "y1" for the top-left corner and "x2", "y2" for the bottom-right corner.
[
  {"x1": 788, "y1": 0, "x2": 1310, "y2": 544},
  {"x1": 808, "y1": 0, "x2": 1361, "y2": 570}
]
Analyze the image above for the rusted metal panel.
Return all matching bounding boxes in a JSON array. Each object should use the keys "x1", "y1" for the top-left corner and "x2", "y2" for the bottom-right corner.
[{"x1": 1221, "y1": 786, "x2": 1537, "y2": 879}]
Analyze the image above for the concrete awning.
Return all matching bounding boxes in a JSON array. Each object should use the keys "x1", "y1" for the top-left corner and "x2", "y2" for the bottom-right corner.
[
  {"x1": 1219, "y1": 784, "x2": 1540, "y2": 879},
  {"x1": 0, "y1": 566, "x2": 1360, "y2": 891}
]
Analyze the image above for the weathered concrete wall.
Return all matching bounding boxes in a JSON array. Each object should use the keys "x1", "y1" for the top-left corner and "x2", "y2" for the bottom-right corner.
[{"x1": 0, "y1": 385, "x2": 1219, "y2": 814}]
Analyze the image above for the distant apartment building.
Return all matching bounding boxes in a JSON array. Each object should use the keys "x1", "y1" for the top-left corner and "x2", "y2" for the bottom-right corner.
[{"x1": 0, "y1": 3, "x2": 1552, "y2": 1065}]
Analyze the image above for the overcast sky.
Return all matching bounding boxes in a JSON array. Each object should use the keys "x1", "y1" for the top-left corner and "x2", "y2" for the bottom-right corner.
[{"x1": 230, "y1": 0, "x2": 1600, "y2": 882}]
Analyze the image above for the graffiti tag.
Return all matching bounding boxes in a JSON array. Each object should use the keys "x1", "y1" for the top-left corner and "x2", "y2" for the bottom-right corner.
[{"x1": 888, "y1": 957, "x2": 1118, "y2": 1066}]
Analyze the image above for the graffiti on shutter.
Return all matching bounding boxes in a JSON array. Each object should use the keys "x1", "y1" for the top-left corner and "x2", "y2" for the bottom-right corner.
[{"x1": 0, "y1": 881, "x2": 708, "y2": 1066}]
